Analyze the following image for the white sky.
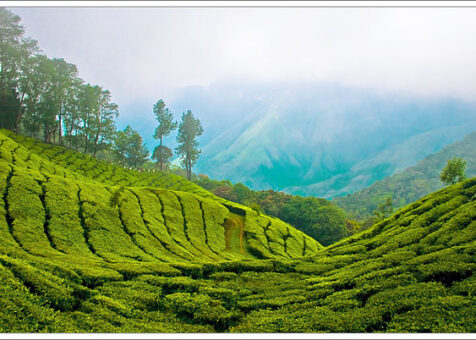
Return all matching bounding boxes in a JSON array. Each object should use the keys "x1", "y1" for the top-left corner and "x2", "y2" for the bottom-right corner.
[{"x1": 8, "y1": 5, "x2": 476, "y2": 107}]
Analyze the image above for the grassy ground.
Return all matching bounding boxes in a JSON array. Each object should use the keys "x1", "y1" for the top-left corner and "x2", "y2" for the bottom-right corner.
[{"x1": 0, "y1": 129, "x2": 474, "y2": 333}]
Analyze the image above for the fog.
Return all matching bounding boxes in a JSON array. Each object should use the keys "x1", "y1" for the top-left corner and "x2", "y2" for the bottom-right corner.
[{"x1": 11, "y1": 6, "x2": 476, "y2": 108}]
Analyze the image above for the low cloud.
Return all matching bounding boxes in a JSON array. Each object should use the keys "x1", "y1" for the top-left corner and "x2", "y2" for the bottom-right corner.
[{"x1": 10, "y1": 6, "x2": 476, "y2": 116}]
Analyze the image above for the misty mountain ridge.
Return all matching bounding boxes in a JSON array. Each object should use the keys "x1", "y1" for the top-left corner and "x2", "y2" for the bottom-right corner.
[
  {"x1": 168, "y1": 80, "x2": 476, "y2": 197},
  {"x1": 122, "y1": 80, "x2": 476, "y2": 198}
]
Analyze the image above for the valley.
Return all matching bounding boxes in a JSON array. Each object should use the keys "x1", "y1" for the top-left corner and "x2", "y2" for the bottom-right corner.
[
  {"x1": 1, "y1": 5, "x2": 475, "y2": 335},
  {"x1": 0, "y1": 129, "x2": 474, "y2": 333}
]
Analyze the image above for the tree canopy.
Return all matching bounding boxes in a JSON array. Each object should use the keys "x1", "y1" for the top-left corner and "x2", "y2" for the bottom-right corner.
[
  {"x1": 440, "y1": 157, "x2": 466, "y2": 185},
  {"x1": 113, "y1": 125, "x2": 150, "y2": 168}
]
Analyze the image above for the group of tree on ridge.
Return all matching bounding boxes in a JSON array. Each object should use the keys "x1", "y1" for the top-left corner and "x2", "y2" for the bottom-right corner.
[{"x1": 0, "y1": 8, "x2": 203, "y2": 178}]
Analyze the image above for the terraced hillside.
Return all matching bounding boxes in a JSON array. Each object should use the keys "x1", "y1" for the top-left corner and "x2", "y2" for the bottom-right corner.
[
  {"x1": 0, "y1": 129, "x2": 321, "y2": 264},
  {"x1": 0, "y1": 129, "x2": 475, "y2": 333},
  {"x1": 2, "y1": 130, "x2": 217, "y2": 200}
]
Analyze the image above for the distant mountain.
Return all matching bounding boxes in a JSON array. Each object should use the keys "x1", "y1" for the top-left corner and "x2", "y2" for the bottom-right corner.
[
  {"x1": 285, "y1": 125, "x2": 474, "y2": 197},
  {"x1": 333, "y1": 130, "x2": 476, "y2": 221},
  {"x1": 167, "y1": 80, "x2": 476, "y2": 197}
]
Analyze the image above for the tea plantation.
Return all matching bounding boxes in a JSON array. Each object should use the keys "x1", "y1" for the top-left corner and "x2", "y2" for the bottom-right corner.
[{"x1": 0, "y1": 129, "x2": 474, "y2": 333}]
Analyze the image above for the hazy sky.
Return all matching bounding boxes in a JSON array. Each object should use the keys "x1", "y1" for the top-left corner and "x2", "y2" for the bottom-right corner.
[{"x1": 9, "y1": 6, "x2": 476, "y2": 112}]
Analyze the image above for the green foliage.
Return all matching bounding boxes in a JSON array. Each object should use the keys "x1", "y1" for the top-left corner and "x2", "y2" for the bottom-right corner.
[
  {"x1": 0, "y1": 129, "x2": 474, "y2": 333},
  {"x1": 152, "y1": 99, "x2": 177, "y2": 171},
  {"x1": 194, "y1": 175, "x2": 352, "y2": 245},
  {"x1": 0, "y1": 88, "x2": 19, "y2": 129},
  {"x1": 152, "y1": 145, "x2": 173, "y2": 170},
  {"x1": 249, "y1": 202, "x2": 261, "y2": 215},
  {"x1": 109, "y1": 186, "x2": 124, "y2": 210},
  {"x1": 373, "y1": 196, "x2": 394, "y2": 221},
  {"x1": 441, "y1": 157, "x2": 467, "y2": 185},
  {"x1": 176, "y1": 110, "x2": 203, "y2": 180},
  {"x1": 153, "y1": 99, "x2": 177, "y2": 141},
  {"x1": 280, "y1": 196, "x2": 348, "y2": 246},
  {"x1": 113, "y1": 125, "x2": 150, "y2": 168},
  {"x1": 310, "y1": 205, "x2": 350, "y2": 246},
  {"x1": 0, "y1": 7, "x2": 120, "y2": 153},
  {"x1": 335, "y1": 132, "x2": 476, "y2": 222}
]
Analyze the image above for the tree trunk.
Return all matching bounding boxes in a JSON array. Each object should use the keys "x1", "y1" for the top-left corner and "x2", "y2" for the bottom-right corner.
[
  {"x1": 93, "y1": 133, "x2": 100, "y2": 157},
  {"x1": 58, "y1": 96, "x2": 63, "y2": 145},
  {"x1": 83, "y1": 120, "x2": 88, "y2": 153},
  {"x1": 66, "y1": 126, "x2": 73, "y2": 148},
  {"x1": 159, "y1": 136, "x2": 163, "y2": 171},
  {"x1": 58, "y1": 114, "x2": 62, "y2": 145},
  {"x1": 187, "y1": 156, "x2": 191, "y2": 180},
  {"x1": 15, "y1": 93, "x2": 25, "y2": 133},
  {"x1": 74, "y1": 127, "x2": 78, "y2": 149}
]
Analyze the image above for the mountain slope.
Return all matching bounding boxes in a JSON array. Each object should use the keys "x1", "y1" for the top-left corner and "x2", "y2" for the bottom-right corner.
[
  {"x1": 334, "y1": 130, "x2": 476, "y2": 221},
  {"x1": 0, "y1": 129, "x2": 474, "y2": 332},
  {"x1": 179, "y1": 81, "x2": 476, "y2": 197}
]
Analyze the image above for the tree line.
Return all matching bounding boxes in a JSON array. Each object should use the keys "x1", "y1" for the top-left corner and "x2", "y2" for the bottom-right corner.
[{"x1": 0, "y1": 8, "x2": 203, "y2": 178}]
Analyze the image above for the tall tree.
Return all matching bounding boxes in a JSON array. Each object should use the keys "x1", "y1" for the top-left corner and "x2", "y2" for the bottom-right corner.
[
  {"x1": 62, "y1": 77, "x2": 83, "y2": 148},
  {"x1": 21, "y1": 55, "x2": 56, "y2": 140},
  {"x1": 51, "y1": 58, "x2": 78, "y2": 145},
  {"x1": 113, "y1": 125, "x2": 149, "y2": 168},
  {"x1": 77, "y1": 83, "x2": 100, "y2": 153},
  {"x1": 0, "y1": 8, "x2": 38, "y2": 130},
  {"x1": 153, "y1": 99, "x2": 177, "y2": 171},
  {"x1": 90, "y1": 88, "x2": 118, "y2": 156},
  {"x1": 175, "y1": 110, "x2": 203, "y2": 180},
  {"x1": 14, "y1": 53, "x2": 39, "y2": 132},
  {"x1": 36, "y1": 56, "x2": 59, "y2": 143}
]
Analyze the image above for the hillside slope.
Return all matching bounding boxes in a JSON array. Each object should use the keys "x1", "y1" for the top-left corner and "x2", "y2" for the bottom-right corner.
[
  {"x1": 0, "y1": 129, "x2": 474, "y2": 333},
  {"x1": 0, "y1": 130, "x2": 321, "y2": 265},
  {"x1": 334, "y1": 130, "x2": 476, "y2": 221}
]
